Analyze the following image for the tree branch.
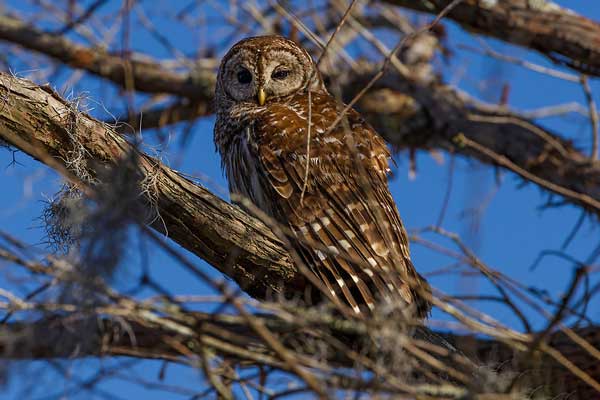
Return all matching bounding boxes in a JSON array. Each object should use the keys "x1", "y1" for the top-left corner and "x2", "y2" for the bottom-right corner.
[
  {"x1": 383, "y1": 0, "x2": 600, "y2": 76},
  {"x1": 348, "y1": 71, "x2": 600, "y2": 215},
  {"x1": 1, "y1": 312, "x2": 598, "y2": 398},
  {"x1": 0, "y1": 72, "x2": 297, "y2": 299},
  {"x1": 0, "y1": 14, "x2": 215, "y2": 99}
]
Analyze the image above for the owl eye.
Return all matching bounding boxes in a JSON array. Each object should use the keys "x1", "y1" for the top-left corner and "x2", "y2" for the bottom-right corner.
[
  {"x1": 237, "y1": 68, "x2": 252, "y2": 84},
  {"x1": 271, "y1": 69, "x2": 290, "y2": 80}
]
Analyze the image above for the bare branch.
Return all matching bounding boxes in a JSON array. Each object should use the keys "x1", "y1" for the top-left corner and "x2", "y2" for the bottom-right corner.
[
  {"x1": 383, "y1": 0, "x2": 600, "y2": 76},
  {"x1": 1, "y1": 312, "x2": 599, "y2": 398},
  {"x1": 0, "y1": 14, "x2": 214, "y2": 99},
  {"x1": 349, "y1": 70, "x2": 600, "y2": 216},
  {"x1": 0, "y1": 72, "x2": 296, "y2": 299}
]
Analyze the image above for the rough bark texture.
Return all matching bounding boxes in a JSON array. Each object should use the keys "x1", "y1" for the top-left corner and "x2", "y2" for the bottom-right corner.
[
  {"x1": 0, "y1": 73, "x2": 296, "y2": 299},
  {"x1": 0, "y1": 15, "x2": 215, "y2": 99},
  {"x1": 383, "y1": 0, "x2": 600, "y2": 76}
]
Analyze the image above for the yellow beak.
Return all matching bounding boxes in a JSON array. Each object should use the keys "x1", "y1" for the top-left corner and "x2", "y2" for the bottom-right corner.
[{"x1": 258, "y1": 87, "x2": 267, "y2": 106}]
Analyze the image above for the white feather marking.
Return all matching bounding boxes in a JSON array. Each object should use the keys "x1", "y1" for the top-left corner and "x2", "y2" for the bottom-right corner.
[
  {"x1": 316, "y1": 250, "x2": 327, "y2": 261},
  {"x1": 327, "y1": 246, "x2": 340, "y2": 255},
  {"x1": 359, "y1": 223, "x2": 370, "y2": 232},
  {"x1": 367, "y1": 257, "x2": 377, "y2": 267},
  {"x1": 338, "y1": 239, "x2": 351, "y2": 250},
  {"x1": 336, "y1": 278, "x2": 346, "y2": 288},
  {"x1": 320, "y1": 216, "x2": 331, "y2": 226},
  {"x1": 364, "y1": 268, "x2": 374, "y2": 277},
  {"x1": 323, "y1": 136, "x2": 342, "y2": 144},
  {"x1": 352, "y1": 305, "x2": 361, "y2": 314},
  {"x1": 351, "y1": 275, "x2": 359, "y2": 283},
  {"x1": 344, "y1": 230, "x2": 356, "y2": 239},
  {"x1": 346, "y1": 203, "x2": 358, "y2": 212},
  {"x1": 372, "y1": 243, "x2": 390, "y2": 257},
  {"x1": 311, "y1": 222, "x2": 322, "y2": 232}
]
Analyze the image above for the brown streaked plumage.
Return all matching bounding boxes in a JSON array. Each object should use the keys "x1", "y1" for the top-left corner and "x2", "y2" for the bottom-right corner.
[{"x1": 214, "y1": 35, "x2": 430, "y2": 319}]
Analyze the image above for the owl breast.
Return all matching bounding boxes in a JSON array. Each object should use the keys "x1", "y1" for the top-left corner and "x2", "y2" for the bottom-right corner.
[{"x1": 222, "y1": 125, "x2": 275, "y2": 217}]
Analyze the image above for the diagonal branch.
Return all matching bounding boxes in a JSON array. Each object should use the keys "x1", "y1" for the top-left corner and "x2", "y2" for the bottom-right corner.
[
  {"x1": 0, "y1": 14, "x2": 215, "y2": 99},
  {"x1": 382, "y1": 0, "x2": 600, "y2": 76},
  {"x1": 347, "y1": 71, "x2": 600, "y2": 215},
  {"x1": 0, "y1": 72, "x2": 296, "y2": 299}
]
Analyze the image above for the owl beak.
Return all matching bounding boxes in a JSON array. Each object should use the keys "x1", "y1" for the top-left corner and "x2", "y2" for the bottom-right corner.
[{"x1": 257, "y1": 87, "x2": 267, "y2": 106}]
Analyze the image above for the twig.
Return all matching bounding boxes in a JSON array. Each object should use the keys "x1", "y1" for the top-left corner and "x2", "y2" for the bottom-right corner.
[
  {"x1": 316, "y1": 0, "x2": 358, "y2": 68},
  {"x1": 454, "y1": 131, "x2": 600, "y2": 212},
  {"x1": 300, "y1": 90, "x2": 312, "y2": 205},
  {"x1": 324, "y1": 0, "x2": 463, "y2": 135},
  {"x1": 581, "y1": 75, "x2": 599, "y2": 160}
]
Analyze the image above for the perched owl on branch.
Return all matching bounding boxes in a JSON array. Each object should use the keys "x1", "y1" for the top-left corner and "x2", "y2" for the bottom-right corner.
[{"x1": 214, "y1": 36, "x2": 430, "y2": 319}]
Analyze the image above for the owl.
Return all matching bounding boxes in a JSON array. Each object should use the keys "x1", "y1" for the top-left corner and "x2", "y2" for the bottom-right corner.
[{"x1": 214, "y1": 36, "x2": 430, "y2": 319}]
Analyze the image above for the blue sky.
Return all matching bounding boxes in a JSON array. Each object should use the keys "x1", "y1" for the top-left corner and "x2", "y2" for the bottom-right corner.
[{"x1": 1, "y1": 0, "x2": 600, "y2": 398}]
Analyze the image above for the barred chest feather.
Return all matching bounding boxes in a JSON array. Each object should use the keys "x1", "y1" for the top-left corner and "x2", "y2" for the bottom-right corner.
[{"x1": 220, "y1": 122, "x2": 276, "y2": 218}]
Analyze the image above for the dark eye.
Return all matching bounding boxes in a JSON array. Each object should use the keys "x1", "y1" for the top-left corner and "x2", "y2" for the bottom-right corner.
[
  {"x1": 272, "y1": 69, "x2": 290, "y2": 80},
  {"x1": 237, "y1": 68, "x2": 252, "y2": 84}
]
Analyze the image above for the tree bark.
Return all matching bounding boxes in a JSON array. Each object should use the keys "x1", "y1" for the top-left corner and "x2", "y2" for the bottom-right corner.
[
  {"x1": 382, "y1": 0, "x2": 600, "y2": 76},
  {"x1": 0, "y1": 72, "x2": 297, "y2": 299}
]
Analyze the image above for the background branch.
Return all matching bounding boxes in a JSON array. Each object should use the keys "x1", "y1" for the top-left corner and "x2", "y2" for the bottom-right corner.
[
  {"x1": 0, "y1": 312, "x2": 598, "y2": 398},
  {"x1": 382, "y1": 0, "x2": 600, "y2": 76}
]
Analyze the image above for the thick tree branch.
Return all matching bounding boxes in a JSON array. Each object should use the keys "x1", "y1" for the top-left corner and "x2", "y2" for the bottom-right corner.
[
  {"x1": 0, "y1": 72, "x2": 297, "y2": 299},
  {"x1": 383, "y1": 0, "x2": 600, "y2": 76},
  {"x1": 0, "y1": 14, "x2": 215, "y2": 99},
  {"x1": 349, "y1": 72, "x2": 600, "y2": 215},
  {"x1": 1, "y1": 313, "x2": 598, "y2": 398}
]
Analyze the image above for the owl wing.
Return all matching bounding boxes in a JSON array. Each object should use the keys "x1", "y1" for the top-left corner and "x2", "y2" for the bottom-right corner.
[{"x1": 253, "y1": 93, "x2": 430, "y2": 318}]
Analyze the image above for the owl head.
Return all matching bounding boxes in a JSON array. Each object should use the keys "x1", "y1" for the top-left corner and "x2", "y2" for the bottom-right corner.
[{"x1": 215, "y1": 36, "x2": 326, "y2": 108}]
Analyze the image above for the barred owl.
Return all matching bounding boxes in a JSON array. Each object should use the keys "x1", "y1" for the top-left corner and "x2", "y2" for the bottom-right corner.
[{"x1": 214, "y1": 36, "x2": 430, "y2": 319}]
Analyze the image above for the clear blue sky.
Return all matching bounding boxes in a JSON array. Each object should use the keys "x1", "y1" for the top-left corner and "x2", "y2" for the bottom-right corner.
[{"x1": 1, "y1": 1, "x2": 599, "y2": 398}]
